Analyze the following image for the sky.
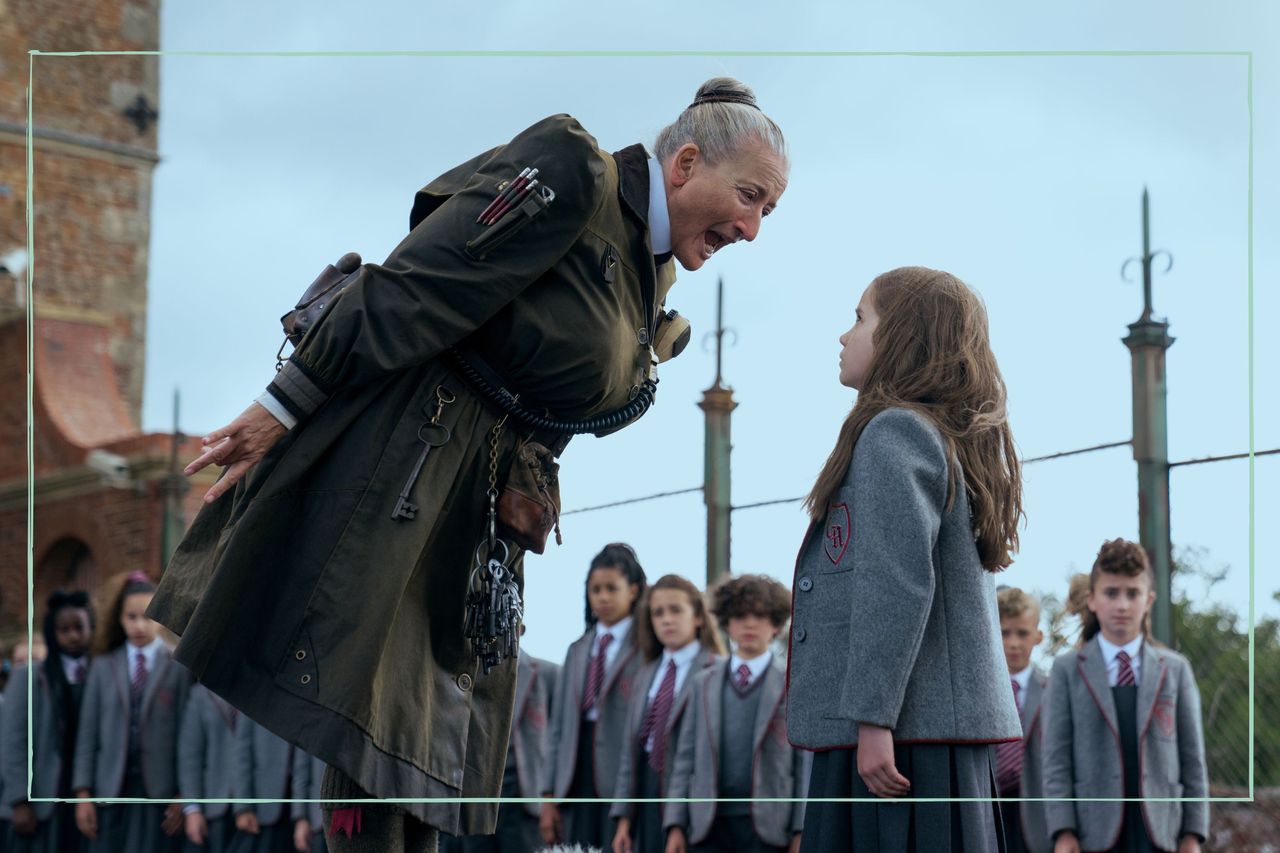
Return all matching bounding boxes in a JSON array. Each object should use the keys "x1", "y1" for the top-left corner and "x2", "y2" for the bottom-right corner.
[{"x1": 48, "y1": 0, "x2": 1275, "y2": 666}]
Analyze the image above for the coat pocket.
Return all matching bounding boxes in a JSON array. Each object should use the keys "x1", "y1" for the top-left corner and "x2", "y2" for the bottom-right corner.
[
  {"x1": 464, "y1": 185, "x2": 554, "y2": 260},
  {"x1": 496, "y1": 439, "x2": 561, "y2": 554}
]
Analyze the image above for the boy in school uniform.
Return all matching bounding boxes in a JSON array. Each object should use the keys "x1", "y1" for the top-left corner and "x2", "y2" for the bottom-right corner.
[
  {"x1": 1043, "y1": 539, "x2": 1209, "y2": 853},
  {"x1": 231, "y1": 718, "x2": 295, "y2": 853},
  {"x1": 995, "y1": 587, "x2": 1051, "y2": 853},
  {"x1": 665, "y1": 574, "x2": 808, "y2": 853}
]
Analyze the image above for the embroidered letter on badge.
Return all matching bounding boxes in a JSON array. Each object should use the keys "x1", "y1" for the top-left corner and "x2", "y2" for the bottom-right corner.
[{"x1": 824, "y1": 503, "x2": 850, "y2": 565}]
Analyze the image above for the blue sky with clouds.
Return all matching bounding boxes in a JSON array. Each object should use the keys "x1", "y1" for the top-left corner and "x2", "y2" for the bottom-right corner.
[{"x1": 93, "y1": 0, "x2": 1278, "y2": 664}]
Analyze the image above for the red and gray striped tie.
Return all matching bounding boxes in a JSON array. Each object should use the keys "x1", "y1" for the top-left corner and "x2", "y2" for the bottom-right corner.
[
  {"x1": 581, "y1": 632, "x2": 613, "y2": 713},
  {"x1": 735, "y1": 663, "x2": 752, "y2": 690},
  {"x1": 641, "y1": 660, "x2": 678, "y2": 773},
  {"x1": 1116, "y1": 650, "x2": 1137, "y2": 686},
  {"x1": 995, "y1": 678, "x2": 1023, "y2": 795}
]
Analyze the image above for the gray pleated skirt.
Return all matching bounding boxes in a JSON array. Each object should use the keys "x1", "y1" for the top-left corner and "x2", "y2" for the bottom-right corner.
[{"x1": 800, "y1": 743, "x2": 1008, "y2": 853}]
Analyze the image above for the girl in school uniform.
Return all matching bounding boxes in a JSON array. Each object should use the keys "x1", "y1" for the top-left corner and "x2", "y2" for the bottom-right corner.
[
  {"x1": 177, "y1": 683, "x2": 245, "y2": 853},
  {"x1": 542, "y1": 544, "x2": 648, "y2": 851},
  {"x1": 665, "y1": 573, "x2": 809, "y2": 853},
  {"x1": 73, "y1": 571, "x2": 192, "y2": 853},
  {"x1": 2, "y1": 590, "x2": 95, "y2": 853},
  {"x1": 787, "y1": 267, "x2": 1025, "y2": 852},
  {"x1": 289, "y1": 751, "x2": 326, "y2": 853},
  {"x1": 1043, "y1": 540, "x2": 1208, "y2": 853},
  {"x1": 610, "y1": 575, "x2": 725, "y2": 853}
]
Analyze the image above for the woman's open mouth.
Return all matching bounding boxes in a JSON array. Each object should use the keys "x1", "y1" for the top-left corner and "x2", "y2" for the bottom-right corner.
[{"x1": 702, "y1": 230, "x2": 728, "y2": 259}]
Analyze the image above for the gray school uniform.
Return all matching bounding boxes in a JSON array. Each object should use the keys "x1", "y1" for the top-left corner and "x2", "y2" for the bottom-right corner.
[
  {"x1": 1042, "y1": 638, "x2": 1209, "y2": 852},
  {"x1": 664, "y1": 656, "x2": 809, "y2": 849},
  {"x1": 72, "y1": 644, "x2": 192, "y2": 797},
  {"x1": 232, "y1": 718, "x2": 294, "y2": 840},
  {"x1": 1016, "y1": 667, "x2": 1051, "y2": 853},
  {"x1": 609, "y1": 647, "x2": 721, "y2": 823},
  {"x1": 72, "y1": 644, "x2": 192, "y2": 853},
  {"x1": 544, "y1": 625, "x2": 642, "y2": 849},
  {"x1": 509, "y1": 652, "x2": 558, "y2": 817},
  {"x1": 178, "y1": 685, "x2": 240, "y2": 822},
  {"x1": 787, "y1": 408, "x2": 1022, "y2": 748},
  {"x1": 288, "y1": 752, "x2": 325, "y2": 853}
]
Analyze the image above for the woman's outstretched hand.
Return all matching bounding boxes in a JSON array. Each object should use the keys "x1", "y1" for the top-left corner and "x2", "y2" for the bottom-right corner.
[{"x1": 185, "y1": 402, "x2": 288, "y2": 503}]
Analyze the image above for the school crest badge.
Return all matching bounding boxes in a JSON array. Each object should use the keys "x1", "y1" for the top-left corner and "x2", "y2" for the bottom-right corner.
[
  {"x1": 824, "y1": 503, "x2": 851, "y2": 565},
  {"x1": 1153, "y1": 695, "x2": 1176, "y2": 738},
  {"x1": 527, "y1": 704, "x2": 547, "y2": 730}
]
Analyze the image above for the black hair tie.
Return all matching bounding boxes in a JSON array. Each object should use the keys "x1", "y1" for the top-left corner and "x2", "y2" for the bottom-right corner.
[{"x1": 688, "y1": 91, "x2": 760, "y2": 111}]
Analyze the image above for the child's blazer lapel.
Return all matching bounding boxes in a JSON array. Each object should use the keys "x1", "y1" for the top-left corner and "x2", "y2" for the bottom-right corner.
[
  {"x1": 1077, "y1": 638, "x2": 1119, "y2": 736},
  {"x1": 753, "y1": 664, "x2": 785, "y2": 752},
  {"x1": 1136, "y1": 643, "x2": 1167, "y2": 738}
]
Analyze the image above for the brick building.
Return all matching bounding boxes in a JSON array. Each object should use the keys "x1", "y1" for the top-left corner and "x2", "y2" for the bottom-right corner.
[{"x1": 0, "y1": 1, "x2": 212, "y2": 643}]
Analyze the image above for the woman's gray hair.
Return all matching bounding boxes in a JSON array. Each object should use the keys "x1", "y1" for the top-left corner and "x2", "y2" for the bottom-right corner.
[{"x1": 654, "y1": 77, "x2": 788, "y2": 169}]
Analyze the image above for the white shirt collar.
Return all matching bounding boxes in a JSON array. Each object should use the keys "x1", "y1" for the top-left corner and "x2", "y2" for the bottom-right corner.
[
  {"x1": 595, "y1": 614, "x2": 633, "y2": 650},
  {"x1": 127, "y1": 636, "x2": 165, "y2": 673},
  {"x1": 1096, "y1": 633, "x2": 1144, "y2": 684},
  {"x1": 660, "y1": 639, "x2": 702, "y2": 671},
  {"x1": 647, "y1": 156, "x2": 672, "y2": 256},
  {"x1": 1011, "y1": 663, "x2": 1034, "y2": 694},
  {"x1": 60, "y1": 654, "x2": 88, "y2": 684},
  {"x1": 729, "y1": 650, "x2": 773, "y2": 687}
]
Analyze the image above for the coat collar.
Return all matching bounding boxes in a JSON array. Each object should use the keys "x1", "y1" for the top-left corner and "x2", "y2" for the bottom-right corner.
[
  {"x1": 612, "y1": 143, "x2": 651, "y2": 233},
  {"x1": 1078, "y1": 637, "x2": 1119, "y2": 735},
  {"x1": 1021, "y1": 666, "x2": 1049, "y2": 733}
]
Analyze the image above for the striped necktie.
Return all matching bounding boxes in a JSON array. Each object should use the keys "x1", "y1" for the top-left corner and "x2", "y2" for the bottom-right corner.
[
  {"x1": 581, "y1": 632, "x2": 613, "y2": 713},
  {"x1": 735, "y1": 663, "x2": 752, "y2": 690},
  {"x1": 995, "y1": 678, "x2": 1024, "y2": 795},
  {"x1": 1115, "y1": 650, "x2": 1137, "y2": 686},
  {"x1": 641, "y1": 660, "x2": 678, "y2": 773},
  {"x1": 131, "y1": 650, "x2": 147, "y2": 701}
]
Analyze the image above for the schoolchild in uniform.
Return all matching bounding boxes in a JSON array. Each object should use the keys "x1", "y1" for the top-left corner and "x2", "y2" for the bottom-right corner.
[
  {"x1": 178, "y1": 683, "x2": 247, "y2": 853},
  {"x1": 231, "y1": 719, "x2": 295, "y2": 853},
  {"x1": 288, "y1": 751, "x2": 325, "y2": 853},
  {"x1": 995, "y1": 587, "x2": 1051, "y2": 853},
  {"x1": 1043, "y1": 540, "x2": 1209, "y2": 853},
  {"x1": 665, "y1": 574, "x2": 809, "y2": 853},
  {"x1": 73, "y1": 571, "x2": 192, "y2": 852},
  {"x1": 2, "y1": 590, "x2": 95, "y2": 853},
  {"x1": 610, "y1": 575, "x2": 724, "y2": 853},
  {"x1": 788, "y1": 267, "x2": 1026, "y2": 852},
  {"x1": 542, "y1": 544, "x2": 648, "y2": 850}
]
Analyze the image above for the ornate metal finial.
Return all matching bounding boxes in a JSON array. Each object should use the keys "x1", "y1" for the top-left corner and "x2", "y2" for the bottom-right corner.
[
  {"x1": 702, "y1": 276, "x2": 737, "y2": 388},
  {"x1": 1121, "y1": 186, "x2": 1173, "y2": 322},
  {"x1": 123, "y1": 94, "x2": 159, "y2": 134}
]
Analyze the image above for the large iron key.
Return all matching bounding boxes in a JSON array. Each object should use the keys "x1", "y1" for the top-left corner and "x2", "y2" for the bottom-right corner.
[{"x1": 390, "y1": 422, "x2": 451, "y2": 521}]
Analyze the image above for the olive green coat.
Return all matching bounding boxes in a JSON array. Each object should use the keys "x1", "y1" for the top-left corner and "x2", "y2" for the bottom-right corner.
[{"x1": 147, "y1": 114, "x2": 679, "y2": 836}]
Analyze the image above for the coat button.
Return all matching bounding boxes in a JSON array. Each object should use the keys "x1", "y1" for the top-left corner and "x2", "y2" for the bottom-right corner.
[
  {"x1": 637, "y1": 328, "x2": 650, "y2": 346},
  {"x1": 300, "y1": 674, "x2": 311, "y2": 685},
  {"x1": 795, "y1": 628, "x2": 807, "y2": 643},
  {"x1": 456, "y1": 673, "x2": 473, "y2": 692},
  {"x1": 798, "y1": 577, "x2": 813, "y2": 592},
  {"x1": 295, "y1": 650, "x2": 306, "y2": 660}
]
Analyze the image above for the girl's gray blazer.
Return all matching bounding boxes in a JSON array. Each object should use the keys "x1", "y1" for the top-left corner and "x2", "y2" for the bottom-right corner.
[
  {"x1": 71, "y1": 644, "x2": 192, "y2": 797},
  {"x1": 1042, "y1": 637, "x2": 1209, "y2": 852},
  {"x1": 232, "y1": 717, "x2": 294, "y2": 827},
  {"x1": 509, "y1": 651, "x2": 559, "y2": 818},
  {"x1": 663, "y1": 656, "x2": 809, "y2": 848},
  {"x1": 1016, "y1": 666, "x2": 1051, "y2": 853},
  {"x1": 2, "y1": 664, "x2": 61, "y2": 820},
  {"x1": 177, "y1": 684, "x2": 240, "y2": 820},
  {"x1": 290, "y1": 750, "x2": 326, "y2": 831},
  {"x1": 786, "y1": 408, "x2": 1021, "y2": 748},
  {"x1": 608, "y1": 647, "x2": 721, "y2": 822},
  {"x1": 543, "y1": 626, "x2": 642, "y2": 798}
]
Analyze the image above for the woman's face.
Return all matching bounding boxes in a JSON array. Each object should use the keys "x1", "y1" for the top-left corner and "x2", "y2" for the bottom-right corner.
[
  {"x1": 588, "y1": 566, "x2": 639, "y2": 627},
  {"x1": 54, "y1": 608, "x2": 92, "y2": 659},
  {"x1": 663, "y1": 140, "x2": 787, "y2": 271},
  {"x1": 121, "y1": 592, "x2": 158, "y2": 648},
  {"x1": 839, "y1": 285, "x2": 880, "y2": 389},
  {"x1": 648, "y1": 588, "x2": 702, "y2": 651}
]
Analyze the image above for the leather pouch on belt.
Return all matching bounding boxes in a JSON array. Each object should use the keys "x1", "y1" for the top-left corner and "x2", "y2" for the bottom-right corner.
[{"x1": 497, "y1": 440, "x2": 562, "y2": 554}]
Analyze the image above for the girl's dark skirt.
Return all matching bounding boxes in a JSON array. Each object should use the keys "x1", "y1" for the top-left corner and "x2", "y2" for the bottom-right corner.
[
  {"x1": 563, "y1": 720, "x2": 610, "y2": 850},
  {"x1": 800, "y1": 743, "x2": 1008, "y2": 853}
]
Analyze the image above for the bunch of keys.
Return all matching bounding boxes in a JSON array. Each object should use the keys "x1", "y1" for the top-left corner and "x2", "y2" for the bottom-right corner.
[{"x1": 462, "y1": 539, "x2": 523, "y2": 674}]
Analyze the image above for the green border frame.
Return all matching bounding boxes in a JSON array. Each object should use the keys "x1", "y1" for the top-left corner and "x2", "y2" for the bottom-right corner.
[{"x1": 23, "y1": 49, "x2": 1255, "y2": 809}]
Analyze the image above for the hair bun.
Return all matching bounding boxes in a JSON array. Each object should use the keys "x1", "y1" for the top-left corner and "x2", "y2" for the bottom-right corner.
[{"x1": 690, "y1": 77, "x2": 760, "y2": 110}]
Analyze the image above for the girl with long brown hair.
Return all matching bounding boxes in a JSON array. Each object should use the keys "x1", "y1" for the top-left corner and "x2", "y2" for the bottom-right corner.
[{"x1": 787, "y1": 267, "x2": 1025, "y2": 852}]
